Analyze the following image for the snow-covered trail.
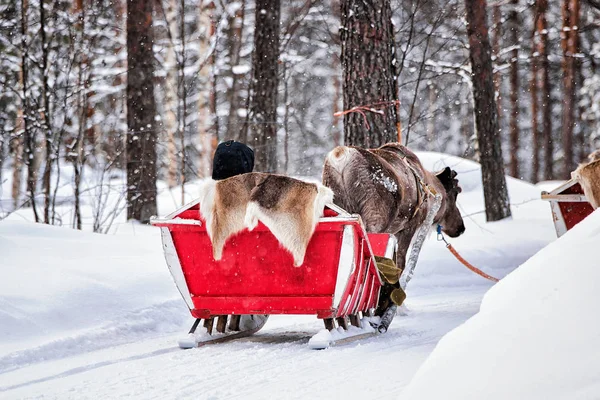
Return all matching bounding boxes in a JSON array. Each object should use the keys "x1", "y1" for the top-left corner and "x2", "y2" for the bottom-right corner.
[
  {"x1": 0, "y1": 285, "x2": 489, "y2": 400},
  {"x1": 0, "y1": 152, "x2": 558, "y2": 399}
]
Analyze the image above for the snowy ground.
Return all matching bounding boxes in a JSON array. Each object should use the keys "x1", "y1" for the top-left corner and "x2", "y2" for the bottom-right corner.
[
  {"x1": 0, "y1": 153, "x2": 565, "y2": 399},
  {"x1": 403, "y1": 208, "x2": 600, "y2": 400}
]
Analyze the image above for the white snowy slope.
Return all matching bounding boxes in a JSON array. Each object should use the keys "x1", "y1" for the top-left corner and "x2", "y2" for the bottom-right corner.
[
  {"x1": 0, "y1": 221, "x2": 187, "y2": 363},
  {"x1": 0, "y1": 152, "x2": 561, "y2": 399},
  {"x1": 401, "y1": 209, "x2": 600, "y2": 400}
]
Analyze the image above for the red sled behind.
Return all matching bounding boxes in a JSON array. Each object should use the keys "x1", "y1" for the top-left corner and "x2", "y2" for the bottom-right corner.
[{"x1": 150, "y1": 201, "x2": 397, "y2": 349}]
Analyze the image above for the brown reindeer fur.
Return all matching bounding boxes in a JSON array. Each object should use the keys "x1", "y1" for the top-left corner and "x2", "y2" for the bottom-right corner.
[
  {"x1": 572, "y1": 158, "x2": 600, "y2": 209},
  {"x1": 323, "y1": 143, "x2": 465, "y2": 272},
  {"x1": 198, "y1": 173, "x2": 333, "y2": 266}
]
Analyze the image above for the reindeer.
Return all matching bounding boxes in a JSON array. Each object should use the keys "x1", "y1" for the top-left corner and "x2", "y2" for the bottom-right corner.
[{"x1": 322, "y1": 143, "x2": 465, "y2": 282}]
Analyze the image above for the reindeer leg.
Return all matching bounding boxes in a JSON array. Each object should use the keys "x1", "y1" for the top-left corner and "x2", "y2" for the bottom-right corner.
[
  {"x1": 375, "y1": 229, "x2": 415, "y2": 317},
  {"x1": 394, "y1": 228, "x2": 416, "y2": 278}
]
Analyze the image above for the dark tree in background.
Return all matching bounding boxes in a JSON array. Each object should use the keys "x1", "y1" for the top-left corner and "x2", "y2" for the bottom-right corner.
[
  {"x1": 561, "y1": 0, "x2": 580, "y2": 178},
  {"x1": 464, "y1": 0, "x2": 511, "y2": 221},
  {"x1": 508, "y1": 0, "x2": 520, "y2": 178},
  {"x1": 531, "y1": 0, "x2": 554, "y2": 182},
  {"x1": 126, "y1": 0, "x2": 158, "y2": 223},
  {"x1": 246, "y1": 0, "x2": 281, "y2": 172},
  {"x1": 538, "y1": 0, "x2": 554, "y2": 181},
  {"x1": 340, "y1": 0, "x2": 399, "y2": 148},
  {"x1": 20, "y1": 0, "x2": 40, "y2": 223}
]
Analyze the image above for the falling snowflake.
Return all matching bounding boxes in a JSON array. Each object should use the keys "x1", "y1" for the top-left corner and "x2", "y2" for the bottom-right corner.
[{"x1": 371, "y1": 168, "x2": 397, "y2": 193}]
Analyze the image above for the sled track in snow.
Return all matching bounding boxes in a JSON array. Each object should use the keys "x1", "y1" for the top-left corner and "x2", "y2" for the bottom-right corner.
[
  {"x1": 0, "y1": 300, "x2": 185, "y2": 375},
  {"x1": 0, "y1": 346, "x2": 180, "y2": 393}
]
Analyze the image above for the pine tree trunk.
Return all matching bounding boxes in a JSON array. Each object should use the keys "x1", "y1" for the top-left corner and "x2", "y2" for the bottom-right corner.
[
  {"x1": 537, "y1": 0, "x2": 553, "y2": 180},
  {"x1": 491, "y1": 5, "x2": 503, "y2": 123},
  {"x1": 530, "y1": 21, "x2": 540, "y2": 183},
  {"x1": 464, "y1": 0, "x2": 511, "y2": 221},
  {"x1": 561, "y1": 0, "x2": 579, "y2": 178},
  {"x1": 225, "y1": 1, "x2": 246, "y2": 141},
  {"x1": 576, "y1": 50, "x2": 586, "y2": 162},
  {"x1": 340, "y1": 0, "x2": 398, "y2": 148},
  {"x1": 126, "y1": 0, "x2": 158, "y2": 223},
  {"x1": 508, "y1": 0, "x2": 520, "y2": 178},
  {"x1": 247, "y1": 0, "x2": 281, "y2": 172}
]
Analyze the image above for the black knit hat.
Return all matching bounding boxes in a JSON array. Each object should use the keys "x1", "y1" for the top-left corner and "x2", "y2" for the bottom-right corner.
[{"x1": 211, "y1": 140, "x2": 255, "y2": 180}]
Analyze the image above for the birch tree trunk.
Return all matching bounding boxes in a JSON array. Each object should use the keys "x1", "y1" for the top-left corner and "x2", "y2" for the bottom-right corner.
[
  {"x1": 21, "y1": 0, "x2": 39, "y2": 222},
  {"x1": 72, "y1": 0, "x2": 87, "y2": 230},
  {"x1": 331, "y1": 56, "x2": 342, "y2": 147},
  {"x1": 40, "y1": 0, "x2": 54, "y2": 224},
  {"x1": 164, "y1": 0, "x2": 179, "y2": 188},
  {"x1": 197, "y1": 1, "x2": 214, "y2": 178},
  {"x1": 464, "y1": 0, "x2": 511, "y2": 221},
  {"x1": 11, "y1": 105, "x2": 24, "y2": 209}
]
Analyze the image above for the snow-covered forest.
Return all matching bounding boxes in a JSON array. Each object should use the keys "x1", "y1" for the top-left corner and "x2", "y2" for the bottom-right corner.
[
  {"x1": 2, "y1": 1, "x2": 600, "y2": 398},
  {"x1": 1, "y1": 0, "x2": 600, "y2": 229}
]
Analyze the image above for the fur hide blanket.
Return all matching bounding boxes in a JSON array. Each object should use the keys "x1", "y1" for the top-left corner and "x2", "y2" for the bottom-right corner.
[{"x1": 197, "y1": 173, "x2": 334, "y2": 266}]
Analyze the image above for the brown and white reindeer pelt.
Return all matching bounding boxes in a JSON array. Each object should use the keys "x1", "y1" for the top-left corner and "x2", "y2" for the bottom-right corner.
[
  {"x1": 322, "y1": 142, "x2": 465, "y2": 274},
  {"x1": 198, "y1": 173, "x2": 334, "y2": 266}
]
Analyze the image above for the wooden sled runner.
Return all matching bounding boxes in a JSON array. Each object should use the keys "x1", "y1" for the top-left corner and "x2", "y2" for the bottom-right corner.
[{"x1": 150, "y1": 201, "x2": 397, "y2": 349}]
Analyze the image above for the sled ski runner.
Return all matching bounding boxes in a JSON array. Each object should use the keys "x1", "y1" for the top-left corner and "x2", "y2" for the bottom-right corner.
[
  {"x1": 178, "y1": 315, "x2": 269, "y2": 349},
  {"x1": 179, "y1": 312, "x2": 392, "y2": 350},
  {"x1": 308, "y1": 314, "x2": 385, "y2": 350}
]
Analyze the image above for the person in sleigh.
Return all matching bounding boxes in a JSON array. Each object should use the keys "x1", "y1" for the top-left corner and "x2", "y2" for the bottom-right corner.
[{"x1": 211, "y1": 140, "x2": 255, "y2": 180}]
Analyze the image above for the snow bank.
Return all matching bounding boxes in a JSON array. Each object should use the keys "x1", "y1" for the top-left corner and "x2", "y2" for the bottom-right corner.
[
  {"x1": 401, "y1": 208, "x2": 600, "y2": 400},
  {"x1": 0, "y1": 221, "x2": 186, "y2": 369}
]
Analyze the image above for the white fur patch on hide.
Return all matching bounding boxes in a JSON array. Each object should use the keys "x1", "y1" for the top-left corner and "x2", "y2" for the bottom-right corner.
[
  {"x1": 197, "y1": 178, "x2": 248, "y2": 261},
  {"x1": 197, "y1": 178, "x2": 217, "y2": 240},
  {"x1": 313, "y1": 184, "x2": 335, "y2": 229}
]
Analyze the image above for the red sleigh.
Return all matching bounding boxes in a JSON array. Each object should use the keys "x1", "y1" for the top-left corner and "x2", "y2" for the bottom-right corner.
[
  {"x1": 541, "y1": 179, "x2": 595, "y2": 237},
  {"x1": 150, "y1": 201, "x2": 397, "y2": 349}
]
